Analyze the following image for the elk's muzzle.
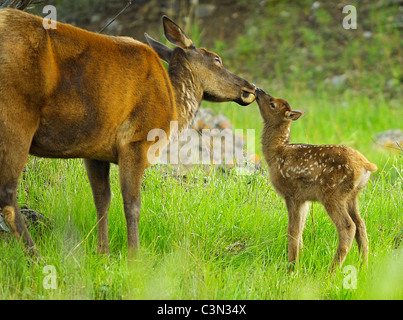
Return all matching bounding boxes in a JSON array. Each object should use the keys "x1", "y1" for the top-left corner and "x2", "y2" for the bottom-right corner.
[{"x1": 239, "y1": 85, "x2": 256, "y2": 106}]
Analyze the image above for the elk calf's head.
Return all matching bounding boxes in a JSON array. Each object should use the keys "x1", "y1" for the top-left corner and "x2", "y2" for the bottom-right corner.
[
  {"x1": 145, "y1": 16, "x2": 256, "y2": 106},
  {"x1": 255, "y1": 88, "x2": 305, "y2": 125}
]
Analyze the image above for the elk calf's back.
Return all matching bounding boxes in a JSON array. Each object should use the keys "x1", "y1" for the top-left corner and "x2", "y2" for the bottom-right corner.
[{"x1": 255, "y1": 88, "x2": 377, "y2": 270}]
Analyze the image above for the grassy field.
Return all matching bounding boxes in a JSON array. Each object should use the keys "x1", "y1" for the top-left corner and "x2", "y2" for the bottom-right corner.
[
  {"x1": 0, "y1": 93, "x2": 401, "y2": 300},
  {"x1": 0, "y1": 0, "x2": 402, "y2": 301}
]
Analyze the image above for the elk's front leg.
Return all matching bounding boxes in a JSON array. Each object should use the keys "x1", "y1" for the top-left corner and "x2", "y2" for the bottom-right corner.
[
  {"x1": 285, "y1": 197, "x2": 308, "y2": 271},
  {"x1": 84, "y1": 159, "x2": 111, "y2": 255},
  {"x1": 118, "y1": 141, "x2": 148, "y2": 259}
]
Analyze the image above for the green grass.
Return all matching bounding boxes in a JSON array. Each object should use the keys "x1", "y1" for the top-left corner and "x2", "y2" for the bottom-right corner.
[
  {"x1": 1, "y1": 161, "x2": 402, "y2": 300},
  {"x1": 1, "y1": 0, "x2": 402, "y2": 301},
  {"x1": 1, "y1": 97, "x2": 402, "y2": 299}
]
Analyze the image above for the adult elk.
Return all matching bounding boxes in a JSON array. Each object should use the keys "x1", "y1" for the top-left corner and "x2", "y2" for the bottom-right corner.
[{"x1": 0, "y1": 9, "x2": 256, "y2": 257}]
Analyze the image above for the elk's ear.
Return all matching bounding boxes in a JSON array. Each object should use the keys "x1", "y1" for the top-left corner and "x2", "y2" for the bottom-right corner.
[
  {"x1": 285, "y1": 110, "x2": 305, "y2": 121},
  {"x1": 145, "y1": 33, "x2": 173, "y2": 63},
  {"x1": 162, "y1": 16, "x2": 195, "y2": 49}
]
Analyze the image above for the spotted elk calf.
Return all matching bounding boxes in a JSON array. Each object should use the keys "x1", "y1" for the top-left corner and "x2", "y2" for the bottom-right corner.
[{"x1": 255, "y1": 88, "x2": 377, "y2": 271}]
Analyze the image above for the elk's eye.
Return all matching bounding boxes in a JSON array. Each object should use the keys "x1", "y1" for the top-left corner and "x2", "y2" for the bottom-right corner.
[
  {"x1": 270, "y1": 103, "x2": 276, "y2": 109},
  {"x1": 214, "y1": 56, "x2": 221, "y2": 64}
]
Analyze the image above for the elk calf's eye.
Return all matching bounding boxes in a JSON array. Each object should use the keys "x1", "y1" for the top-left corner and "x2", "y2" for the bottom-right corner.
[{"x1": 270, "y1": 103, "x2": 275, "y2": 108}]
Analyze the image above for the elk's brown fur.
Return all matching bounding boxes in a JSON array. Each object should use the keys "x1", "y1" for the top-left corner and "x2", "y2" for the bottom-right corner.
[
  {"x1": 0, "y1": 9, "x2": 255, "y2": 257},
  {"x1": 256, "y1": 88, "x2": 377, "y2": 271}
]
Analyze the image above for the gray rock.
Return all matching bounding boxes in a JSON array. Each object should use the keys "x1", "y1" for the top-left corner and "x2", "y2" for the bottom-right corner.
[
  {"x1": 363, "y1": 31, "x2": 373, "y2": 39},
  {"x1": 373, "y1": 129, "x2": 403, "y2": 149},
  {"x1": 157, "y1": 107, "x2": 261, "y2": 174},
  {"x1": 311, "y1": 1, "x2": 321, "y2": 10},
  {"x1": 374, "y1": 129, "x2": 403, "y2": 142},
  {"x1": 196, "y1": 4, "x2": 216, "y2": 19},
  {"x1": 325, "y1": 74, "x2": 348, "y2": 88}
]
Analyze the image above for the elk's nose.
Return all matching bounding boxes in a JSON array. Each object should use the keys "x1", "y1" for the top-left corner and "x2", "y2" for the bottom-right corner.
[
  {"x1": 254, "y1": 87, "x2": 265, "y2": 101},
  {"x1": 243, "y1": 83, "x2": 256, "y2": 94},
  {"x1": 241, "y1": 89, "x2": 256, "y2": 104}
]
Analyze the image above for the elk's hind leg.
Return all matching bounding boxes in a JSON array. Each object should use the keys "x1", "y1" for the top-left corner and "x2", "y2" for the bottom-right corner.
[
  {"x1": 322, "y1": 199, "x2": 356, "y2": 271},
  {"x1": 347, "y1": 192, "x2": 369, "y2": 266}
]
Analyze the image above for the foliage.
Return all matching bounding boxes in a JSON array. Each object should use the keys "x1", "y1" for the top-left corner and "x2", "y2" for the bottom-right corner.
[
  {"x1": 0, "y1": 156, "x2": 401, "y2": 299},
  {"x1": 217, "y1": 0, "x2": 402, "y2": 100},
  {"x1": 0, "y1": 0, "x2": 402, "y2": 300}
]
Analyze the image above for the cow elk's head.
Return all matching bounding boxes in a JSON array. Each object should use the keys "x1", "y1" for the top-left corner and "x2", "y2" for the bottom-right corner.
[{"x1": 145, "y1": 16, "x2": 256, "y2": 106}]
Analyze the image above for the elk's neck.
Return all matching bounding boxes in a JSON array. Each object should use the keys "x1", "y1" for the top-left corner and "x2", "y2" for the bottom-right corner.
[
  {"x1": 262, "y1": 121, "x2": 291, "y2": 163},
  {"x1": 168, "y1": 57, "x2": 203, "y2": 133}
]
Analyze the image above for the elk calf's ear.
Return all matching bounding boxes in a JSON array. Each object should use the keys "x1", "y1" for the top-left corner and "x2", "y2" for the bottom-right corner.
[
  {"x1": 285, "y1": 110, "x2": 305, "y2": 121},
  {"x1": 145, "y1": 33, "x2": 173, "y2": 63},
  {"x1": 162, "y1": 16, "x2": 195, "y2": 49}
]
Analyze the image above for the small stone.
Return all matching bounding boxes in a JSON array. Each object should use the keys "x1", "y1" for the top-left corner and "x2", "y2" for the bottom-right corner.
[
  {"x1": 311, "y1": 2, "x2": 321, "y2": 10},
  {"x1": 325, "y1": 74, "x2": 348, "y2": 88},
  {"x1": 373, "y1": 129, "x2": 403, "y2": 151},
  {"x1": 363, "y1": 31, "x2": 372, "y2": 39},
  {"x1": 196, "y1": 4, "x2": 216, "y2": 19}
]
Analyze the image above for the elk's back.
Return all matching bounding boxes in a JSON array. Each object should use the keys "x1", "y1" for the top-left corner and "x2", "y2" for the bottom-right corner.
[{"x1": 0, "y1": 9, "x2": 176, "y2": 162}]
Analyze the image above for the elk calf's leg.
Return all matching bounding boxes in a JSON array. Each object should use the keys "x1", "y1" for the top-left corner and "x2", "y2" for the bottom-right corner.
[
  {"x1": 84, "y1": 159, "x2": 111, "y2": 255},
  {"x1": 347, "y1": 194, "x2": 369, "y2": 266},
  {"x1": 323, "y1": 200, "x2": 356, "y2": 270},
  {"x1": 285, "y1": 198, "x2": 309, "y2": 269},
  {"x1": 298, "y1": 202, "x2": 310, "y2": 250}
]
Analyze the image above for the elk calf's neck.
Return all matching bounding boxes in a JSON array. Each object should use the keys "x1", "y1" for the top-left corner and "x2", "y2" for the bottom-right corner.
[{"x1": 255, "y1": 88, "x2": 377, "y2": 271}]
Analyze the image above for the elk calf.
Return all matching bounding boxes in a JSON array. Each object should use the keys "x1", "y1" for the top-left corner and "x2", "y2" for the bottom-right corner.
[{"x1": 255, "y1": 88, "x2": 377, "y2": 271}]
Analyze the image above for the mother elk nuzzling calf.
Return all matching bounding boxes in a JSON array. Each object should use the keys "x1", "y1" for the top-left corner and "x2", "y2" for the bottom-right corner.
[{"x1": 0, "y1": 9, "x2": 256, "y2": 257}]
